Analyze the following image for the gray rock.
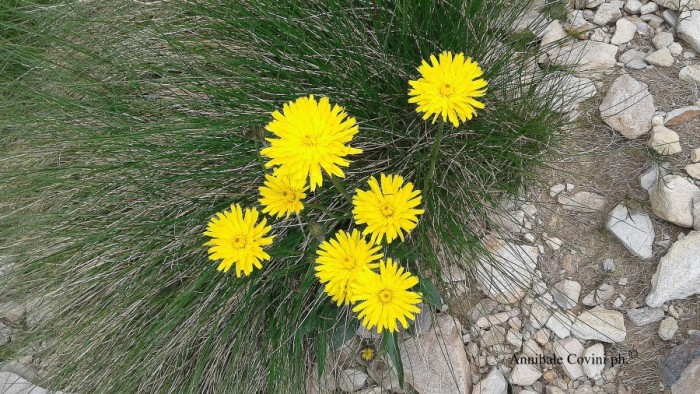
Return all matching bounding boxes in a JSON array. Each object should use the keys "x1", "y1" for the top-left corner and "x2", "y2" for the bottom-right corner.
[
  {"x1": 606, "y1": 203, "x2": 654, "y2": 259},
  {"x1": 0, "y1": 302, "x2": 25, "y2": 325},
  {"x1": 552, "y1": 280, "x2": 582, "y2": 310},
  {"x1": 659, "y1": 317, "x2": 679, "y2": 341},
  {"x1": 602, "y1": 258, "x2": 616, "y2": 272},
  {"x1": 549, "y1": 41, "x2": 619, "y2": 77},
  {"x1": 0, "y1": 323, "x2": 11, "y2": 344},
  {"x1": 537, "y1": 73, "x2": 597, "y2": 113},
  {"x1": 473, "y1": 368, "x2": 507, "y2": 394},
  {"x1": 582, "y1": 343, "x2": 606, "y2": 380},
  {"x1": 646, "y1": 231, "x2": 700, "y2": 307},
  {"x1": 611, "y1": 18, "x2": 637, "y2": 45},
  {"x1": 558, "y1": 191, "x2": 607, "y2": 212},
  {"x1": 649, "y1": 175, "x2": 700, "y2": 228},
  {"x1": 660, "y1": 331, "x2": 700, "y2": 387},
  {"x1": 367, "y1": 358, "x2": 401, "y2": 392},
  {"x1": 645, "y1": 48, "x2": 675, "y2": 67},
  {"x1": 572, "y1": 306, "x2": 627, "y2": 343},
  {"x1": 653, "y1": 32, "x2": 676, "y2": 49},
  {"x1": 672, "y1": 357, "x2": 700, "y2": 393},
  {"x1": 475, "y1": 236, "x2": 539, "y2": 304},
  {"x1": 680, "y1": 65, "x2": 700, "y2": 84},
  {"x1": 685, "y1": 163, "x2": 700, "y2": 180},
  {"x1": 510, "y1": 364, "x2": 542, "y2": 386},
  {"x1": 625, "y1": 0, "x2": 643, "y2": 13},
  {"x1": 641, "y1": 1, "x2": 659, "y2": 14},
  {"x1": 529, "y1": 298, "x2": 554, "y2": 329},
  {"x1": 653, "y1": 0, "x2": 700, "y2": 10},
  {"x1": 666, "y1": 106, "x2": 700, "y2": 126},
  {"x1": 0, "y1": 372, "x2": 50, "y2": 394},
  {"x1": 600, "y1": 74, "x2": 655, "y2": 139},
  {"x1": 627, "y1": 307, "x2": 665, "y2": 326},
  {"x1": 554, "y1": 338, "x2": 585, "y2": 380},
  {"x1": 678, "y1": 11, "x2": 700, "y2": 53},
  {"x1": 546, "y1": 310, "x2": 574, "y2": 339},
  {"x1": 648, "y1": 124, "x2": 682, "y2": 155},
  {"x1": 692, "y1": 148, "x2": 700, "y2": 163},
  {"x1": 663, "y1": 9, "x2": 680, "y2": 26},
  {"x1": 593, "y1": 3, "x2": 622, "y2": 25},
  {"x1": 620, "y1": 49, "x2": 649, "y2": 69},
  {"x1": 338, "y1": 369, "x2": 368, "y2": 393},
  {"x1": 400, "y1": 314, "x2": 471, "y2": 394}
]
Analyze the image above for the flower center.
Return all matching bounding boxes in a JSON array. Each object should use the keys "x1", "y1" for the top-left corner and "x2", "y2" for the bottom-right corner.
[
  {"x1": 232, "y1": 235, "x2": 247, "y2": 249},
  {"x1": 301, "y1": 134, "x2": 318, "y2": 148},
  {"x1": 280, "y1": 189, "x2": 299, "y2": 203},
  {"x1": 439, "y1": 83, "x2": 454, "y2": 97},
  {"x1": 378, "y1": 289, "x2": 393, "y2": 304},
  {"x1": 342, "y1": 256, "x2": 356, "y2": 269},
  {"x1": 380, "y1": 203, "x2": 395, "y2": 218}
]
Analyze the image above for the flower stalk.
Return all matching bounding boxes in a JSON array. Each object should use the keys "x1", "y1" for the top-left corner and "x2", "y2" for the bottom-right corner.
[{"x1": 423, "y1": 118, "x2": 444, "y2": 193}]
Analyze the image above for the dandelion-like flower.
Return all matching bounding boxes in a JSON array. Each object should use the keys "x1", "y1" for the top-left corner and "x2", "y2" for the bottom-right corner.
[
  {"x1": 351, "y1": 258, "x2": 422, "y2": 334},
  {"x1": 359, "y1": 345, "x2": 376, "y2": 362},
  {"x1": 352, "y1": 174, "x2": 424, "y2": 244},
  {"x1": 258, "y1": 173, "x2": 307, "y2": 218},
  {"x1": 315, "y1": 229, "x2": 383, "y2": 306},
  {"x1": 408, "y1": 51, "x2": 487, "y2": 127},
  {"x1": 261, "y1": 95, "x2": 362, "y2": 191},
  {"x1": 204, "y1": 204, "x2": 274, "y2": 277}
]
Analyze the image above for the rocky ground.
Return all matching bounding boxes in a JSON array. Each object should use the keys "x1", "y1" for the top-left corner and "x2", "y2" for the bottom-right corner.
[{"x1": 2, "y1": 0, "x2": 700, "y2": 393}]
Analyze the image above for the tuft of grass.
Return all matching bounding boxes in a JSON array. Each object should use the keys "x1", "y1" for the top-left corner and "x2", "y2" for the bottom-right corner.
[{"x1": 1, "y1": 0, "x2": 576, "y2": 392}]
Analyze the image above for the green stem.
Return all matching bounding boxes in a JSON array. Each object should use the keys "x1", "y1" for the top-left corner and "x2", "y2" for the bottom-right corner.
[
  {"x1": 330, "y1": 175, "x2": 353, "y2": 205},
  {"x1": 305, "y1": 203, "x2": 345, "y2": 220},
  {"x1": 423, "y1": 118, "x2": 444, "y2": 193}
]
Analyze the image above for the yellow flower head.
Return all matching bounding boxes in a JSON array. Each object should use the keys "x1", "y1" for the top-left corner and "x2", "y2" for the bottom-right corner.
[
  {"x1": 258, "y1": 173, "x2": 307, "y2": 218},
  {"x1": 261, "y1": 95, "x2": 362, "y2": 191},
  {"x1": 315, "y1": 229, "x2": 383, "y2": 306},
  {"x1": 408, "y1": 51, "x2": 487, "y2": 127},
  {"x1": 351, "y1": 258, "x2": 422, "y2": 334},
  {"x1": 359, "y1": 345, "x2": 376, "y2": 362},
  {"x1": 203, "y1": 204, "x2": 275, "y2": 277},
  {"x1": 352, "y1": 174, "x2": 425, "y2": 244}
]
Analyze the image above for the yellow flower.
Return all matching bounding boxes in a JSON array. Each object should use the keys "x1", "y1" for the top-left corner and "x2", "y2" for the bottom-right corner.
[
  {"x1": 315, "y1": 229, "x2": 383, "y2": 306},
  {"x1": 351, "y1": 258, "x2": 422, "y2": 334},
  {"x1": 408, "y1": 51, "x2": 487, "y2": 127},
  {"x1": 261, "y1": 95, "x2": 362, "y2": 191},
  {"x1": 352, "y1": 174, "x2": 424, "y2": 244},
  {"x1": 258, "y1": 173, "x2": 307, "y2": 218},
  {"x1": 203, "y1": 204, "x2": 274, "y2": 277},
  {"x1": 359, "y1": 345, "x2": 376, "y2": 362}
]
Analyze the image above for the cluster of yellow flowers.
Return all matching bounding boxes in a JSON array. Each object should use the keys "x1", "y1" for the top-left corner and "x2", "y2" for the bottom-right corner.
[{"x1": 203, "y1": 51, "x2": 487, "y2": 334}]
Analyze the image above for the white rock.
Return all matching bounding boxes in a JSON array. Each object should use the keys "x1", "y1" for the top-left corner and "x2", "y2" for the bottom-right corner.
[
  {"x1": 510, "y1": 364, "x2": 542, "y2": 386},
  {"x1": 599, "y1": 74, "x2": 655, "y2": 139},
  {"x1": 587, "y1": 0, "x2": 604, "y2": 8},
  {"x1": 648, "y1": 127, "x2": 681, "y2": 157},
  {"x1": 400, "y1": 314, "x2": 471, "y2": 394},
  {"x1": 649, "y1": 174, "x2": 700, "y2": 227},
  {"x1": 546, "y1": 310, "x2": 574, "y2": 339},
  {"x1": 678, "y1": 11, "x2": 700, "y2": 53},
  {"x1": 669, "y1": 42, "x2": 684, "y2": 56},
  {"x1": 653, "y1": 32, "x2": 675, "y2": 49},
  {"x1": 549, "y1": 41, "x2": 619, "y2": 77},
  {"x1": 665, "y1": 106, "x2": 700, "y2": 126},
  {"x1": 506, "y1": 329, "x2": 523, "y2": 349},
  {"x1": 663, "y1": 9, "x2": 679, "y2": 26},
  {"x1": 0, "y1": 372, "x2": 50, "y2": 394},
  {"x1": 602, "y1": 258, "x2": 616, "y2": 272},
  {"x1": 640, "y1": 1, "x2": 659, "y2": 14},
  {"x1": 473, "y1": 367, "x2": 507, "y2": 394},
  {"x1": 625, "y1": 0, "x2": 643, "y2": 14},
  {"x1": 642, "y1": 13, "x2": 665, "y2": 28},
  {"x1": 639, "y1": 165, "x2": 662, "y2": 191},
  {"x1": 653, "y1": 0, "x2": 700, "y2": 10},
  {"x1": 572, "y1": 306, "x2": 627, "y2": 343},
  {"x1": 611, "y1": 18, "x2": 637, "y2": 45},
  {"x1": 522, "y1": 339, "x2": 544, "y2": 358},
  {"x1": 541, "y1": 20, "x2": 568, "y2": 48},
  {"x1": 475, "y1": 236, "x2": 539, "y2": 304},
  {"x1": 552, "y1": 280, "x2": 582, "y2": 310},
  {"x1": 626, "y1": 307, "x2": 665, "y2": 326},
  {"x1": 671, "y1": 357, "x2": 700, "y2": 394},
  {"x1": 645, "y1": 48, "x2": 675, "y2": 67},
  {"x1": 606, "y1": 203, "x2": 654, "y2": 259},
  {"x1": 529, "y1": 298, "x2": 554, "y2": 329},
  {"x1": 582, "y1": 343, "x2": 606, "y2": 380},
  {"x1": 550, "y1": 183, "x2": 567, "y2": 197},
  {"x1": 554, "y1": 338, "x2": 585, "y2": 380},
  {"x1": 686, "y1": 164, "x2": 700, "y2": 180},
  {"x1": 558, "y1": 191, "x2": 607, "y2": 212},
  {"x1": 338, "y1": 369, "x2": 368, "y2": 393},
  {"x1": 692, "y1": 148, "x2": 700, "y2": 162},
  {"x1": 596, "y1": 283, "x2": 615, "y2": 302},
  {"x1": 545, "y1": 236, "x2": 563, "y2": 251},
  {"x1": 594, "y1": 3, "x2": 622, "y2": 25},
  {"x1": 367, "y1": 358, "x2": 401, "y2": 392},
  {"x1": 538, "y1": 73, "x2": 597, "y2": 113},
  {"x1": 680, "y1": 65, "x2": 700, "y2": 84},
  {"x1": 658, "y1": 317, "x2": 679, "y2": 340},
  {"x1": 646, "y1": 231, "x2": 700, "y2": 307},
  {"x1": 619, "y1": 48, "x2": 649, "y2": 69}
]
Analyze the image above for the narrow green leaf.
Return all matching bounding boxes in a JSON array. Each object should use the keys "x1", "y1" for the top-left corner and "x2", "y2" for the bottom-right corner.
[
  {"x1": 419, "y1": 276, "x2": 442, "y2": 309},
  {"x1": 383, "y1": 330, "x2": 404, "y2": 388},
  {"x1": 331, "y1": 315, "x2": 357, "y2": 349}
]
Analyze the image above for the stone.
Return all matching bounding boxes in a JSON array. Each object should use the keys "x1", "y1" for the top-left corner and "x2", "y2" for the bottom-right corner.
[
  {"x1": 552, "y1": 280, "x2": 582, "y2": 310},
  {"x1": 400, "y1": 314, "x2": 471, "y2": 394},
  {"x1": 594, "y1": 3, "x2": 622, "y2": 25},
  {"x1": 611, "y1": 18, "x2": 637, "y2": 45},
  {"x1": 546, "y1": 310, "x2": 574, "y2": 339},
  {"x1": 0, "y1": 302, "x2": 25, "y2": 325},
  {"x1": 626, "y1": 307, "x2": 665, "y2": 326},
  {"x1": 672, "y1": 357, "x2": 700, "y2": 393},
  {"x1": 692, "y1": 148, "x2": 700, "y2": 162},
  {"x1": 473, "y1": 368, "x2": 507, "y2": 394},
  {"x1": 660, "y1": 332, "x2": 700, "y2": 387},
  {"x1": 678, "y1": 11, "x2": 700, "y2": 53},
  {"x1": 653, "y1": 0, "x2": 700, "y2": 11},
  {"x1": 550, "y1": 183, "x2": 566, "y2": 197},
  {"x1": 0, "y1": 323, "x2": 11, "y2": 344},
  {"x1": 663, "y1": 9, "x2": 680, "y2": 26},
  {"x1": 529, "y1": 299, "x2": 554, "y2": 329},
  {"x1": 338, "y1": 369, "x2": 367, "y2": 393},
  {"x1": 650, "y1": 175, "x2": 700, "y2": 227},
  {"x1": 625, "y1": 0, "x2": 643, "y2": 13},
  {"x1": 572, "y1": 306, "x2": 627, "y2": 343},
  {"x1": 645, "y1": 48, "x2": 675, "y2": 67},
  {"x1": 602, "y1": 258, "x2": 616, "y2": 272},
  {"x1": 0, "y1": 372, "x2": 50, "y2": 394},
  {"x1": 666, "y1": 106, "x2": 700, "y2": 126},
  {"x1": 653, "y1": 32, "x2": 675, "y2": 49},
  {"x1": 600, "y1": 74, "x2": 655, "y2": 139},
  {"x1": 680, "y1": 65, "x2": 700, "y2": 84},
  {"x1": 686, "y1": 163, "x2": 700, "y2": 180},
  {"x1": 606, "y1": 203, "x2": 654, "y2": 259},
  {"x1": 522, "y1": 339, "x2": 544, "y2": 358},
  {"x1": 659, "y1": 317, "x2": 679, "y2": 341},
  {"x1": 642, "y1": 14, "x2": 665, "y2": 28},
  {"x1": 475, "y1": 236, "x2": 539, "y2": 304},
  {"x1": 597, "y1": 284, "x2": 615, "y2": 302},
  {"x1": 558, "y1": 191, "x2": 606, "y2": 212},
  {"x1": 538, "y1": 73, "x2": 597, "y2": 113},
  {"x1": 619, "y1": 49, "x2": 648, "y2": 69},
  {"x1": 648, "y1": 124, "x2": 682, "y2": 155},
  {"x1": 669, "y1": 42, "x2": 684, "y2": 56},
  {"x1": 476, "y1": 312, "x2": 510, "y2": 328},
  {"x1": 647, "y1": 231, "x2": 700, "y2": 307},
  {"x1": 582, "y1": 343, "x2": 606, "y2": 380},
  {"x1": 554, "y1": 338, "x2": 585, "y2": 380},
  {"x1": 549, "y1": 41, "x2": 619, "y2": 77},
  {"x1": 510, "y1": 364, "x2": 542, "y2": 386},
  {"x1": 641, "y1": 1, "x2": 659, "y2": 14},
  {"x1": 367, "y1": 358, "x2": 401, "y2": 392}
]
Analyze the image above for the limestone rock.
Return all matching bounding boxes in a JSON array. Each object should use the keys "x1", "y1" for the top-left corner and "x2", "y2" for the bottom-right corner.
[
  {"x1": 645, "y1": 48, "x2": 674, "y2": 67},
  {"x1": 552, "y1": 280, "x2": 582, "y2": 310},
  {"x1": 659, "y1": 317, "x2": 679, "y2": 341},
  {"x1": 558, "y1": 191, "x2": 606, "y2": 212},
  {"x1": 600, "y1": 74, "x2": 655, "y2": 139},
  {"x1": 475, "y1": 236, "x2": 539, "y2": 304},
  {"x1": 648, "y1": 124, "x2": 682, "y2": 155},
  {"x1": 367, "y1": 358, "x2": 401, "y2": 393},
  {"x1": 619, "y1": 49, "x2": 648, "y2": 69},
  {"x1": 672, "y1": 357, "x2": 700, "y2": 394},
  {"x1": 680, "y1": 65, "x2": 700, "y2": 84},
  {"x1": 554, "y1": 338, "x2": 585, "y2": 380},
  {"x1": 473, "y1": 368, "x2": 507, "y2": 394},
  {"x1": 510, "y1": 364, "x2": 542, "y2": 386},
  {"x1": 678, "y1": 11, "x2": 700, "y2": 53},
  {"x1": 549, "y1": 41, "x2": 619, "y2": 77},
  {"x1": 338, "y1": 369, "x2": 368, "y2": 393},
  {"x1": 0, "y1": 371, "x2": 57, "y2": 394},
  {"x1": 611, "y1": 18, "x2": 637, "y2": 45},
  {"x1": 653, "y1": 32, "x2": 675, "y2": 49},
  {"x1": 665, "y1": 106, "x2": 700, "y2": 127},
  {"x1": 653, "y1": 0, "x2": 700, "y2": 11},
  {"x1": 649, "y1": 175, "x2": 700, "y2": 228},
  {"x1": 582, "y1": 343, "x2": 606, "y2": 380},
  {"x1": 572, "y1": 306, "x2": 627, "y2": 343},
  {"x1": 626, "y1": 307, "x2": 664, "y2": 326},
  {"x1": 646, "y1": 231, "x2": 700, "y2": 307},
  {"x1": 593, "y1": 3, "x2": 622, "y2": 25},
  {"x1": 606, "y1": 203, "x2": 654, "y2": 259},
  {"x1": 660, "y1": 332, "x2": 700, "y2": 387},
  {"x1": 686, "y1": 163, "x2": 700, "y2": 180}
]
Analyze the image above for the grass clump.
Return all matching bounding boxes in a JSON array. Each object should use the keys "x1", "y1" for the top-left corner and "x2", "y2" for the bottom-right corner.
[{"x1": 1, "y1": 0, "x2": 574, "y2": 392}]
